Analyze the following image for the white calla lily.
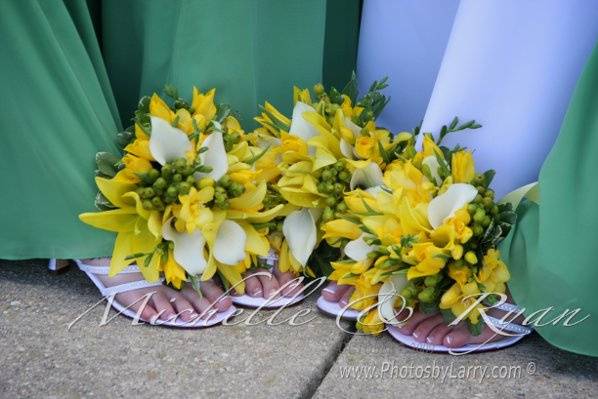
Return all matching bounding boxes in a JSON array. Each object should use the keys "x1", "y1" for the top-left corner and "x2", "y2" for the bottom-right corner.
[
  {"x1": 340, "y1": 138, "x2": 356, "y2": 159},
  {"x1": 350, "y1": 162, "x2": 384, "y2": 190},
  {"x1": 197, "y1": 130, "x2": 228, "y2": 181},
  {"x1": 427, "y1": 183, "x2": 478, "y2": 229},
  {"x1": 149, "y1": 116, "x2": 192, "y2": 165},
  {"x1": 422, "y1": 155, "x2": 441, "y2": 185},
  {"x1": 282, "y1": 208, "x2": 317, "y2": 266},
  {"x1": 344, "y1": 117, "x2": 362, "y2": 135},
  {"x1": 344, "y1": 234, "x2": 377, "y2": 262},
  {"x1": 378, "y1": 274, "x2": 410, "y2": 326},
  {"x1": 162, "y1": 220, "x2": 207, "y2": 275},
  {"x1": 289, "y1": 101, "x2": 319, "y2": 141},
  {"x1": 214, "y1": 220, "x2": 247, "y2": 265}
]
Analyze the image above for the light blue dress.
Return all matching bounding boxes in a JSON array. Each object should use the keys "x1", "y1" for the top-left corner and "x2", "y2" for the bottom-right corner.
[{"x1": 357, "y1": 0, "x2": 598, "y2": 197}]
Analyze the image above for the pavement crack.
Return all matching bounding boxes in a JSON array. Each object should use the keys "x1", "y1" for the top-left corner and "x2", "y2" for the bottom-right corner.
[{"x1": 299, "y1": 325, "x2": 356, "y2": 399}]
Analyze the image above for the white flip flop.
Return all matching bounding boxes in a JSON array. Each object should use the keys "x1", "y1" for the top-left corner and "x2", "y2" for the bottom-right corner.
[
  {"x1": 230, "y1": 252, "x2": 305, "y2": 309},
  {"x1": 74, "y1": 259, "x2": 236, "y2": 328},
  {"x1": 316, "y1": 296, "x2": 361, "y2": 321},
  {"x1": 387, "y1": 302, "x2": 532, "y2": 353}
]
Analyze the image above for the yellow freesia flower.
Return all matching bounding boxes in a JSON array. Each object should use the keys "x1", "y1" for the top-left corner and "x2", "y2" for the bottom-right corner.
[
  {"x1": 405, "y1": 242, "x2": 448, "y2": 279},
  {"x1": 321, "y1": 219, "x2": 362, "y2": 241},
  {"x1": 357, "y1": 309, "x2": 385, "y2": 335},
  {"x1": 192, "y1": 87, "x2": 217, "y2": 124},
  {"x1": 79, "y1": 177, "x2": 161, "y2": 281},
  {"x1": 163, "y1": 250, "x2": 186, "y2": 289},
  {"x1": 173, "y1": 186, "x2": 214, "y2": 233},
  {"x1": 149, "y1": 93, "x2": 174, "y2": 122},
  {"x1": 452, "y1": 150, "x2": 475, "y2": 183},
  {"x1": 124, "y1": 124, "x2": 153, "y2": 161},
  {"x1": 113, "y1": 154, "x2": 152, "y2": 184}
]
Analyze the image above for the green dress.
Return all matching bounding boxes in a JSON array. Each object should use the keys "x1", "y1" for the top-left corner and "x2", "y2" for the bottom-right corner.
[
  {"x1": 101, "y1": 0, "x2": 361, "y2": 128},
  {"x1": 501, "y1": 43, "x2": 598, "y2": 357},
  {"x1": 0, "y1": 0, "x2": 120, "y2": 259},
  {"x1": 0, "y1": 0, "x2": 360, "y2": 260}
]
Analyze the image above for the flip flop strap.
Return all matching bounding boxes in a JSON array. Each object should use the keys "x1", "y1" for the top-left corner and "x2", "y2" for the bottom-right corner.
[
  {"x1": 76, "y1": 261, "x2": 140, "y2": 275},
  {"x1": 485, "y1": 315, "x2": 532, "y2": 335},
  {"x1": 101, "y1": 280, "x2": 164, "y2": 297},
  {"x1": 259, "y1": 250, "x2": 279, "y2": 267},
  {"x1": 494, "y1": 301, "x2": 521, "y2": 314}
]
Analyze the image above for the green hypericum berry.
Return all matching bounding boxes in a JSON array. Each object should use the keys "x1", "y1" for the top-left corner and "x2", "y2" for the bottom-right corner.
[
  {"x1": 473, "y1": 209, "x2": 486, "y2": 223},
  {"x1": 148, "y1": 168, "x2": 160, "y2": 181},
  {"x1": 173, "y1": 173, "x2": 183, "y2": 183},
  {"x1": 317, "y1": 182, "x2": 328, "y2": 193},
  {"x1": 143, "y1": 187, "x2": 155, "y2": 199},
  {"x1": 483, "y1": 197, "x2": 493, "y2": 209},
  {"x1": 418, "y1": 287, "x2": 436, "y2": 303},
  {"x1": 142, "y1": 200, "x2": 153, "y2": 210},
  {"x1": 182, "y1": 165, "x2": 195, "y2": 176},
  {"x1": 326, "y1": 196, "x2": 336, "y2": 207},
  {"x1": 334, "y1": 183, "x2": 344, "y2": 193},
  {"x1": 151, "y1": 196, "x2": 164, "y2": 208},
  {"x1": 474, "y1": 194, "x2": 483, "y2": 203},
  {"x1": 164, "y1": 195, "x2": 176, "y2": 204},
  {"x1": 178, "y1": 182, "x2": 191, "y2": 195},
  {"x1": 338, "y1": 170, "x2": 350, "y2": 182},
  {"x1": 325, "y1": 183, "x2": 334, "y2": 193},
  {"x1": 336, "y1": 202, "x2": 347, "y2": 212},
  {"x1": 322, "y1": 207, "x2": 334, "y2": 220},
  {"x1": 174, "y1": 158, "x2": 187, "y2": 169},
  {"x1": 321, "y1": 170, "x2": 333, "y2": 181},
  {"x1": 424, "y1": 274, "x2": 442, "y2": 287},
  {"x1": 482, "y1": 215, "x2": 491, "y2": 227},
  {"x1": 166, "y1": 186, "x2": 178, "y2": 197},
  {"x1": 334, "y1": 161, "x2": 344, "y2": 170},
  {"x1": 401, "y1": 285, "x2": 417, "y2": 299},
  {"x1": 473, "y1": 225, "x2": 484, "y2": 236},
  {"x1": 161, "y1": 165, "x2": 173, "y2": 179},
  {"x1": 153, "y1": 177, "x2": 167, "y2": 190},
  {"x1": 219, "y1": 175, "x2": 231, "y2": 187},
  {"x1": 474, "y1": 175, "x2": 485, "y2": 185},
  {"x1": 186, "y1": 175, "x2": 195, "y2": 184},
  {"x1": 467, "y1": 203, "x2": 477, "y2": 214}
]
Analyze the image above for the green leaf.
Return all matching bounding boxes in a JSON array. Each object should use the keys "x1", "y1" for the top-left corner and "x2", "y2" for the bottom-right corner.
[
  {"x1": 440, "y1": 308, "x2": 457, "y2": 324},
  {"x1": 468, "y1": 320, "x2": 484, "y2": 336},
  {"x1": 341, "y1": 71, "x2": 358, "y2": 103},
  {"x1": 163, "y1": 84, "x2": 179, "y2": 100},
  {"x1": 246, "y1": 145, "x2": 270, "y2": 165},
  {"x1": 95, "y1": 152, "x2": 119, "y2": 177}
]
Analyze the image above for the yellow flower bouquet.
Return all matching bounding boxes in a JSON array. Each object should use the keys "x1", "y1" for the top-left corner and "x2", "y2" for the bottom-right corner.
[
  {"x1": 322, "y1": 117, "x2": 517, "y2": 336},
  {"x1": 80, "y1": 86, "x2": 286, "y2": 294},
  {"x1": 248, "y1": 75, "x2": 426, "y2": 279}
]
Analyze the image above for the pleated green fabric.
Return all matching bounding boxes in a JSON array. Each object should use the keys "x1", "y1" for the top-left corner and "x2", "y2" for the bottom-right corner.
[
  {"x1": 501, "y1": 44, "x2": 598, "y2": 357},
  {"x1": 0, "y1": 0, "x2": 120, "y2": 259},
  {"x1": 101, "y1": 0, "x2": 361, "y2": 128}
]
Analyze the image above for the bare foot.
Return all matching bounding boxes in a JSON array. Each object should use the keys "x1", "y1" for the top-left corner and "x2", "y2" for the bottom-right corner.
[
  {"x1": 82, "y1": 258, "x2": 232, "y2": 323},
  {"x1": 396, "y1": 299, "x2": 525, "y2": 348},
  {"x1": 241, "y1": 266, "x2": 304, "y2": 299},
  {"x1": 321, "y1": 281, "x2": 355, "y2": 309}
]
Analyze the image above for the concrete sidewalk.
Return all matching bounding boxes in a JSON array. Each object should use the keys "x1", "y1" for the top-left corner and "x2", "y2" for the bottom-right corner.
[{"x1": 1, "y1": 260, "x2": 597, "y2": 398}]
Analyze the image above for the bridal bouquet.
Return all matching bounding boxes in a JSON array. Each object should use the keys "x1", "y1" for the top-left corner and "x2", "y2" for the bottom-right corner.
[
  {"x1": 323, "y1": 120, "x2": 516, "y2": 335},
  {"x1": 80, "y1": 86, "x2": 285, "y2": 292},
  {"x1": 249, "y1": 75, "x2": 410, "y2": 277}
]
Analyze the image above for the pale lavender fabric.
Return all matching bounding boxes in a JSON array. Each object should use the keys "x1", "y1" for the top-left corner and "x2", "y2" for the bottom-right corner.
[
  {"x1": 358, "y1": 0, "x2": 598, "y2": 197},
  {"x1": 356, "y1": 0, "x2": 459, "y2": 131}
]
